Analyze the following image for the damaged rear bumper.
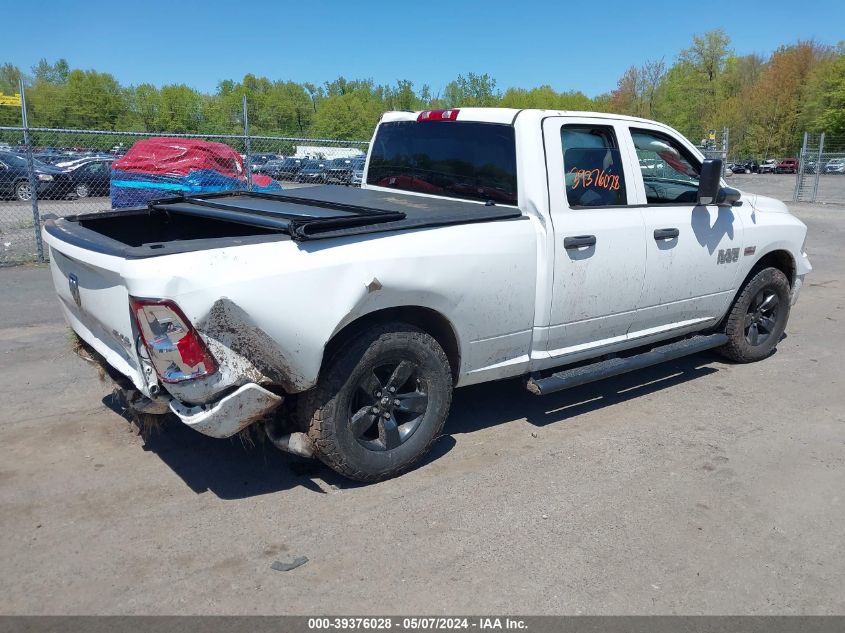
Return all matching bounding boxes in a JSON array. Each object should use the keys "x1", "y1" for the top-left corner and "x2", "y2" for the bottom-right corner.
[{"x1": 169, "y1": 383, "x2": 283, "y2": 438}]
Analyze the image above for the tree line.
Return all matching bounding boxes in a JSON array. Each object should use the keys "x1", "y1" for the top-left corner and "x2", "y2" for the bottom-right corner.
[{"x1": 1, "y1": 30, "x2": 843, "y2": 156}]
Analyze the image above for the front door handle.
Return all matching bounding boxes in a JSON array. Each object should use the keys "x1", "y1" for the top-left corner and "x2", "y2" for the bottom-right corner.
[
  {"x1": 564, "y1": 235, "x2": 597, "y2": 249},
  {"x1": 654, "y1": 228, "x2": 680, "y2": 240}
]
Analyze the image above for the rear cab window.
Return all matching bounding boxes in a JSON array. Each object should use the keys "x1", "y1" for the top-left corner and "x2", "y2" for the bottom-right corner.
[{"x1": 366, "y1": 120, "x2": 518, "y2": 205}]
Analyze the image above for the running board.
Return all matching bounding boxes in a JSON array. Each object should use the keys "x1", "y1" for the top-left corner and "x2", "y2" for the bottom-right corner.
[{"x1": 525, "y1": 333, "x2": 728, "y2": 396}]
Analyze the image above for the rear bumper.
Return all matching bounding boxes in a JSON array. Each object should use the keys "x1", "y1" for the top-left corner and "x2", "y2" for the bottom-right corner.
[{"x1": 169, "y1": 383, "x2": 283, "y2": 438}]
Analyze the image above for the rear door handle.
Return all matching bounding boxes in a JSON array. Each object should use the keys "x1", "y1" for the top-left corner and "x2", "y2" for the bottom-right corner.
[
  {"x1": 564, "y1": 235, "x2": 597, "y2": 249},
  {"x1": 654, "y1": 228, "x2": 679, "y2": 240}
]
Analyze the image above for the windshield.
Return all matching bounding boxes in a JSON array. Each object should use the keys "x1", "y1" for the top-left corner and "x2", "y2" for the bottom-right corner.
[
  {"x1": 367, "y1": 120, "x2": 518, "y2": 205},
  {"x1": 0, "y1": 152, "x2": 49, "y2": 169},
  {"x1": 302, "y1": 160, "x2": 324, "y2": 169}
]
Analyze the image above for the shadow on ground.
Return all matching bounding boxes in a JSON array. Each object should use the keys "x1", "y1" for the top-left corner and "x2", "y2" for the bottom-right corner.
[{"x1": 103, "y1": 352, "x2": 721, "y2": 499}]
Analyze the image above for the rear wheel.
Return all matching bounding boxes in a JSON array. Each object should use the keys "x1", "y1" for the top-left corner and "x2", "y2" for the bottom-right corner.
[
  {"x1": 75, "y1": 182, "x2": 90, "y2": 198},
  {"x1": 298, "y1": 323, "x2": 453, "y2": 482},
  {"x1": 718, "y1": 267, "x2": 791, "y2": 363}
]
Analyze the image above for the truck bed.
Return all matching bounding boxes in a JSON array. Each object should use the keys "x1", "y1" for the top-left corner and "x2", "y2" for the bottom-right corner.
[{"x1": 44, "y1": 186, "x2": 523, "y2": 258}]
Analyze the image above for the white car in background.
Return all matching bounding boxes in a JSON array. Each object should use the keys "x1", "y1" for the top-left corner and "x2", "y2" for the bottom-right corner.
[
  {"x1": 824, "y1": 158, "x2": 845, "y2": 174},
  {"x1": 759, "y1": 159, "x2": 778, "y2": 174}
]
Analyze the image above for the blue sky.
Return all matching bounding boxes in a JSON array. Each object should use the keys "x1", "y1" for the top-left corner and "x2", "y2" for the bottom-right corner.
[{"x1": 3, "y1": 0, "x2": 844, "y2": 97}]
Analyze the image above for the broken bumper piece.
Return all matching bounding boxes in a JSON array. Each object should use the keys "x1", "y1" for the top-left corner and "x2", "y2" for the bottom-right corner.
[{"x1": 169, "y1": 383, "x2": 283, "y2": 438}]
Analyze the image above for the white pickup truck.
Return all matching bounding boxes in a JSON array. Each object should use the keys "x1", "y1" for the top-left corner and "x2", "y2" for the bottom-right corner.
[{"x1": 44, "y1": 108, "x2": 811, "y2": 481}]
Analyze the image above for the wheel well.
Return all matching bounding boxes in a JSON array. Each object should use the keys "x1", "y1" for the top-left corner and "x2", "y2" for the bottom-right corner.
[
  {"x1": 751, "y1": 250, "x2": 796, "y2": 287},
  {"x1": 323, "y1": 306, "x2": 461, "y2": 383},
  {"x1": 716, "y1": 249, "x2": 796, "y2": 331}
]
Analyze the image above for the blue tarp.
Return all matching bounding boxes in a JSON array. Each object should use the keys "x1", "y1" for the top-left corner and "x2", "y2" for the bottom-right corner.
[{"x1": 110, "y1": 169, "x2": 282, "y2": 208}]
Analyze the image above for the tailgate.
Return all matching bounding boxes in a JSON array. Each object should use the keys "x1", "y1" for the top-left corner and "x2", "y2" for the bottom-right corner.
[{"x1": 47, "y1": 242, "x2": 146, "y2": 392}]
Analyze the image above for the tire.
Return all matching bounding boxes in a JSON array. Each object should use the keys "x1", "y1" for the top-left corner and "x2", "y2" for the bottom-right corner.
[
  {"x1": 298, "y1": 322, "x2": 453, "y2": 482},
  {"x1": 15, "y1": 180, "x2": 32, "y2": 201},
  {"x1": 75, "y1": 182, "x2": 90, "y2": 198},
  {"x1": 718, "y1": 267, "x2": 791, "y2": 363}
]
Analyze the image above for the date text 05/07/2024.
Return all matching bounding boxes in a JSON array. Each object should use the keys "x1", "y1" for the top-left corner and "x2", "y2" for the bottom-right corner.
[{"x1": 306, "y1": 617, "x2": 528, "y2": 630}]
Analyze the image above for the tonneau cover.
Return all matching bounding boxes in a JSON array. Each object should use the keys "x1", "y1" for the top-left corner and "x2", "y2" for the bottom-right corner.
[{"x1": 150, "y1": 186, "x2": 523, "y2": 241}]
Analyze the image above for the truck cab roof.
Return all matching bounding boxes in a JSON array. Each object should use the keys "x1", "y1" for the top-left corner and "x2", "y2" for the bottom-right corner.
[{"x1": 381, "y1": 107, "x2": 670, "y2": 128}]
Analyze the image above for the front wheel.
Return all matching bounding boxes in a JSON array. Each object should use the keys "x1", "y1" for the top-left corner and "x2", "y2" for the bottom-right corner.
[
  {"x1": 75, "y1": 182, "x2": 90, "y2": 198},
  {"x1": 15, "y1": 181, "x2": 32, "y2": 201},
  {"x1": 718, "y1": 267, "x2": 791, "y2": 363},
  {"x1": 298, "y1": 323, "x2": 453, "y2": 482}
]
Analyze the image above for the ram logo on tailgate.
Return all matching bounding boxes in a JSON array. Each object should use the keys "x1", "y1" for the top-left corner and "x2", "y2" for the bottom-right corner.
[{"x1": 68, "y1": 273, "x2": 81, "y2": 308}]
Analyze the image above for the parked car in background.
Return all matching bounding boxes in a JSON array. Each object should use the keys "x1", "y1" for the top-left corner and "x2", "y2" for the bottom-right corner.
[
  {"x1": 60, "y1": 158, "x2": 113, "y2": 198},
  {"x1": 54, "y1": 154, "x2": 113, "y2": 169},
  {"x1": 296, "y1": 159, "x2": 328, "y2": 183},
  {"x1": 0, "y1": 151, "x2": 67, "y2": 201},
  {"x1": 803, "y1": 160, "x2": 818, "y2": 174},
  {"x1": 324, "y1": 158, "x2": 354, "y2": 184},
  {"x1": 260, "y1": 157, "x2": 307, "y2": 181},
  {"x1": 759, "y1": 159, "x2": 778, "y2": 174},
  {"x1": 350, "y1": 158, "x2": 365, "y2": 186},
  {"x1": 248, "y1": 153, "x2": 278, "y2": 172},
  {"x1": 776, "y1": 158, "x2": 799, "y2": 174},
  {"x1": 825, "y1": 158, "x2": 845, "y2": 174},
  {"x1": 638, "y1": 158, "x2": 666, "y2": 173},
  {"x1": 730, "y1": 159, "x2": 757, "y2": 174},
  {"x1": 34, "y1": 153, "x2": 78, "y2": 166},
  {"x1": 255, "y1": 159, "x2": 284, "y2": 177}
]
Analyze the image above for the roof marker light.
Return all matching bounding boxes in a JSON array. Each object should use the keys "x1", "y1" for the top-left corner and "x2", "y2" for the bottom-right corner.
[{"x1": 417, "y1": 109, "x2": 460, "y2": 122}]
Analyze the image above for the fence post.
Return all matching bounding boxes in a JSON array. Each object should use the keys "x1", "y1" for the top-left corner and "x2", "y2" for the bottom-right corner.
[
  {"x1": 794, "y1": 132, "x2": 808, "y2": 202},
  {"x1": 811, "y1": 132, "x2": 825, "y2": 203},
  {"x1": 19, "y1": 79, "x2": 44, "y2": 262},
  {"x1": 242, "y1": 95, "x2": 253, "y2": 192}
]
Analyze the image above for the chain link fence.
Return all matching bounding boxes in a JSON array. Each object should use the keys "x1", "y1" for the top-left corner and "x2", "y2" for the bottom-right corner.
[
  {"x1": 794, "y1": 132, "x2": 845, "y2": 204},
  {"x1": 696, "y1": 127, "x2": 730, "y2": 176},
  {"x1": 0, "y1": 125, "x2": 368, "y2": 265}
]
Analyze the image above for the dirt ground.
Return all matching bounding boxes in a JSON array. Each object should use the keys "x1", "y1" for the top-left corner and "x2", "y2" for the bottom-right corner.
[{"x1": 0, "y1": 186, "x2": 843, "y2": 614}]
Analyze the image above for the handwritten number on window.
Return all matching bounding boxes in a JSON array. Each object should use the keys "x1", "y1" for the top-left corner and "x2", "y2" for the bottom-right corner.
[{"x1": 568, "y1": 167, "x2": 620, "y2": 191}]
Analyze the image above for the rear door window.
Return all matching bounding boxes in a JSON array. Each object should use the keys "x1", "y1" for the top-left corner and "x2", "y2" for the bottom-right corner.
[
  {"x1": 367, "y1": 121, "x2": 517, "y2": 205},
  {"x1": 561, "y1": 125, "x2": 628, "y2": 207}
]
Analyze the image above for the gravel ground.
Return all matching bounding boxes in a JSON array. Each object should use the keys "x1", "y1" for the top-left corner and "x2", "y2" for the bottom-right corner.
[{"x1": 0, "y1": 192, "x2": 843, "y2": 614}]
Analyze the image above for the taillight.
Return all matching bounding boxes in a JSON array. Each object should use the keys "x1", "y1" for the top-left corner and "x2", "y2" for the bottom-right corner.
[
  {"x1": 417, "y1": 109, "x2": 459, "y2": 122},
  {"x1": 129, "y1": 297, "x2": 217, "y2": 383}
]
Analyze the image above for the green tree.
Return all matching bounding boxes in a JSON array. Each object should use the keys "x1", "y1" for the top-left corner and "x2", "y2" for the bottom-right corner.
[
  {"x1": 311, "y1": 88, "x2": 383, "y2": 139},
  {"x1": 443, "y1": 73, "x2": 499, "y2": 107},
  {"x1": 32, "y1": 58, "x2": 69, "y2": 85},
  {"x1": 651, "y1": 30, "x2": 732, "y2": 140},
  {"x1": 800, "y1": 45, "x2": 845, "y2": 139}
]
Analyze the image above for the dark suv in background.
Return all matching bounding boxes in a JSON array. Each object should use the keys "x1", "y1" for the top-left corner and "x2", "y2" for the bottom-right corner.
[
  {"x1": 731, "y1": 159, "x2": 759, "y2": 174},
  {"x1": 296, "y1": 160, "x2": 329, "y2": 183},
  {"x1": 324, "y1": 158, "x2": 355, "y2": 184},
  {"x1": 259, "y1": 157, "x2": 307, "y2": 181}
]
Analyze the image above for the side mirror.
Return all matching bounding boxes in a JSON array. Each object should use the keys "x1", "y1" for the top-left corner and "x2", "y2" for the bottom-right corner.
[
  {"x1": 716, "y1": 186, "x2": 742, "y2": 206},
  {"x1": 697, "y1": 158, "x2": 722, "y2": 205}
]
